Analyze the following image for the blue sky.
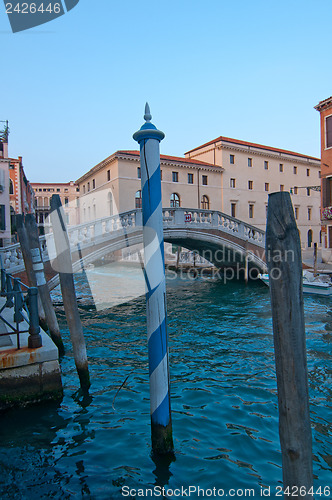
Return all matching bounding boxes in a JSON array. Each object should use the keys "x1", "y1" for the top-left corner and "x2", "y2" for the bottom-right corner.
[{"x1": 1, "y1": 0, "x2": 331, "y2": 182}]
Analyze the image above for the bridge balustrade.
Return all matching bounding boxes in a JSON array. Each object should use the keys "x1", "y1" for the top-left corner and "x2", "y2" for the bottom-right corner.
[{"x1": 0, "y1": 208, "x2": 265, "y2": 275}]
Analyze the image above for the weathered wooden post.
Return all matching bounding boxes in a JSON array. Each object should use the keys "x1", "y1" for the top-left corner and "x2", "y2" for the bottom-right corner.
[
  {"x1": 244, "y1": 240, "x2": 249, "y2": 284},
  {"x1": 266, "y1": 192, "x2": 313, "y2": 498},
  {"x1": 50, "y1": 194, "x2": 90, "y2": 392},
  {"x1": 24, "y1": 214, "x2": 65, "y2": 356},
  {"x1": 133, "y1": 103, "x2": 173, "y2": 454},
  {"x1": 27, "y1": 287, "x2": 42, "y2": 349},
  {"x1": 16, "y1": 214, "x2": 46, "y2": 326},
  {"x1": 313, "y1": 242, "x2": 318, "y2": 276}
]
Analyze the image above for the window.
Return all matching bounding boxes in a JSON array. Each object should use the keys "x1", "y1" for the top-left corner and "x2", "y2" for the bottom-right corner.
[
  {"x1": 83, "y1": 185, "x2": 85, "y2": 194},
  {"x1": 107, "y1": 170, "x2": 111, "y2": 181},
  {"x1": 87, "y1": 182, "x2": 90, "y2": 192},
  {"x1": 293, "y1": 166, "x2": 297, "y2": 174},
  {"x1": 231, "y1": 203, "x2": 236, "y2": 218},
  {"x1": 248, "y1": 158, "x2": 252, "y2": 167},
  {"x1": 230, "y1": 178, "x2": 236, "y2": 188},
  {"x1": 57, "y1": 188, "x2": 60, "y2": 192},
  {"x1": 201, "y1": 195, "x2": 209, "y2": 210},
  {"x1": 308, "y1": 208, "x2": 312, "y2": 221},
  {"x1": 294, "y1": 207, "x2": 299, "y2": 220},
  {"x1": 279, "y1": 163, "x2": 284, "y2": 172},
  {"x1": 135, "y1": 190, "x2": 142, "y2": 209},
  {"x1": 326, "y1": 115, "x2": 332, "y2": 148},
  {"x1": 137, "y1": 167, "x2": 141, "y2": 179},
  {"x1": 307, "y1": 168, "x2": 310, "y2": 177},
  {"x1": 188, "y1": 173, "x2": 193, "y2": 184},
  {"x1": 280, "y1": 185, "x2": 284, "y2": 192},
  {"x1": 9, "y1": 179, "x2": 13, "y2": 194},
  {"x1": 230, "y1": 154, "x2": 235, "y2": 164},
  {"x1": 265, "y1": 183, "x2": 269, "y2": 191},
  {"x1": 248, "y1": 180, "x2": 253, "y2": 190},
  {"x1": 264, "y1": 161, "x2": 269, "y2": 170},
  {"x1": 172, "y1": 171, "x2": 178, "y2": 182},
  {"x1": 64, "y1": 188, "x2": 68, "y2": 192},
  {"x1": 0, "y1": 205, "x2": 5, "y2": 230},
  {"x1": 64, "y1": 197, "x2": 69, "y2": 205},
  {"x1": 294, "y1": 186, "x2": 298, "y2": 194},
  {"x1": 307, "y1": 187, "x2": 311, "y2": 196},
  {"x1": 202, "y1": 175, "x2": 208, "y2": 185},
  {"x1": 249, "y1": 204, "x2": 254, "y2": 218},
  {"x1": 170, "y1": 193, "x2": 180, "y2": 207},
  {"x1": 92, "y1": 179, "x2": 95, "y2": 189}
]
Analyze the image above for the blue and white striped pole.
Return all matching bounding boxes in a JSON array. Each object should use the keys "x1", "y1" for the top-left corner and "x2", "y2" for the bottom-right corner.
[{"x1": 133, "y1": 103, "x2": 173, "y2": 454}]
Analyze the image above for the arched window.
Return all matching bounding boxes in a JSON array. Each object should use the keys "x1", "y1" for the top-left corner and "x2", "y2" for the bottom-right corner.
[
  {"x1": 170, "y1": 193, "x2": 180, "y2": 208},
  {"x1": 135, "y1": 190, "x2": 142, "y2": 209},
  {"x1": 201, "y1": 195, "x2": 210, "y2": 210},
  {"x1": 307, "y1": 229, "x2": 313, "y2": 248},
  {"x1": 108, "y1": 192, "x2": 113, "y2": 216},
  {"x1": 44, "y1": 197, "x2": 48, "y2": 207}
]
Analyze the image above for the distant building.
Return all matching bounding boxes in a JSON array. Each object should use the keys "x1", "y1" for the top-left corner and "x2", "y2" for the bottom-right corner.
[
  {"x1": 185, "y1": 136, "x2": 321, "y2": 249},
  {"x1": 0, "y1": 158, "x2": 12, "y2": 244},
  {"x1": 315, "y1": 96, "x2": 332, "y2": 260},
  {"x1": 8, "y1": 156, "x2": 35, "y2": 217},
  {"x1": 31, "y1": 181, "x2": 80, "y2": 234}
]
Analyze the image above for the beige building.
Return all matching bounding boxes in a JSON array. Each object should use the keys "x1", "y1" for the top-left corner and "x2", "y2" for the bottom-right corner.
[
  {"x1": 185, "y1": 136, "x2": 321, "y2": 248},
  {"x1": 75, "y1": 139, "x2": 321, "y2": 250},
  {"x1": 75, "y1": 150, "x2": 222, "y2": 219},
  {"x1": 31, "y1": 181, "x2": 79, "y2": 234}
]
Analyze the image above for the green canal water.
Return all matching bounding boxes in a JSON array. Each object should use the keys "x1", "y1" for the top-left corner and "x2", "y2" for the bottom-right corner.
[{"x1": 0, "y1": 265, "x2": 331, "y2": 499}]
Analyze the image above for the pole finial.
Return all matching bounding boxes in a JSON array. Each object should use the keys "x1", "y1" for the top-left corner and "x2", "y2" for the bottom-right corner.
[{"x1": 144, "y1": 102, "x2": 152, "y2": 122}]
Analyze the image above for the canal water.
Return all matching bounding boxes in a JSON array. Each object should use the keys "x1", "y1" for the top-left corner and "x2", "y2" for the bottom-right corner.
[{"x1": 0, "y1": 264, "x2": 331, "y2": 499}]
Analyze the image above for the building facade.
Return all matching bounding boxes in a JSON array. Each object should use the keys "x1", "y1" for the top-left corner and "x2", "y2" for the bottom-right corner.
[
  {"x1": 0, "y1": 159, "x2": 12, "y2": 244},
  {"x1": 75, "y1": 151, "x2": 222, "y2": 220},
  {"x1": 315, "y1": 96, "x2": 332, "y2": 260},
  {"x1": 185, "y1": 136, "x2": 321, "y2": 248},
  {"x1": 31, "y1": 181, "x2": 80, "y2": 234}
]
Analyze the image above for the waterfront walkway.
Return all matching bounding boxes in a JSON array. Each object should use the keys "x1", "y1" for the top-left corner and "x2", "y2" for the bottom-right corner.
[{"x1": 0, "y1": 297, "x2": 62, "y2": 410}]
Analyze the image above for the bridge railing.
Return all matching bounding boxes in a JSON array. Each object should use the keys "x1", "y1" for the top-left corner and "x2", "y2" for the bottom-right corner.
[
  {"x1": 0, "y1": 208, "x2": 265, "y2": 274},
  {"x1": 162, "y1": 208, "x2": 265, "y2": 246}
]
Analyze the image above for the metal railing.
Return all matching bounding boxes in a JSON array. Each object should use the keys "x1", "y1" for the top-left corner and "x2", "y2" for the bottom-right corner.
[{"x1": 0, "y1": 267, "x2": 42, "y2": 350}]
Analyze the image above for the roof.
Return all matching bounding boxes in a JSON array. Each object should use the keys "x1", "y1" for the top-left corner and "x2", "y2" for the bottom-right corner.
[
  {"x1": 117, "y1": 150, "x2": 219, "y2": 167},
  {"x1": 76, "y1": 150, "x2": 220, "y2": 183},
  {"x1": 185, "y1": 136, "x2": 320, "y2": 161},
  {"x1": 315, "y1": 96, "x2": 332, "y2": 112}
]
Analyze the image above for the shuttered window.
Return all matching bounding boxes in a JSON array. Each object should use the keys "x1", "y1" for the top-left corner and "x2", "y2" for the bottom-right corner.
[
  {"x1": 0, "y1": 205, "x2": 5, "y2": 230},
  {"x1": 326, "y1": 115, "x2": 332, "y2": 148}
]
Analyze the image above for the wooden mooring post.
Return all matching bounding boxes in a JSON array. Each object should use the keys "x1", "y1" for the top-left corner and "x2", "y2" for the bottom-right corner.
[
  {"x1": 133, "y1": 104, "x2": 173, "y2": 454},
  {"x1": 16, "y1": 214, "x2": 46, "y2": 327},
  {"x1": 266, "y1": 192, "x2": 313, "y2": 498},
  {"x1": 24, "y1": 214, "x2": 65, "y2": 356},
  {"x1": 50, "y1": 194, "x2": 90, "y2": 393}
]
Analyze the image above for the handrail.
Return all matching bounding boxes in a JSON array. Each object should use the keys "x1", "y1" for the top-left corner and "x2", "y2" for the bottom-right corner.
[
  {"x1": 0, "y1": 267, "x2": 42, "y2": 350},
  {"x1": 0, "y1": 208, "x2": 266, "y2": 274}
]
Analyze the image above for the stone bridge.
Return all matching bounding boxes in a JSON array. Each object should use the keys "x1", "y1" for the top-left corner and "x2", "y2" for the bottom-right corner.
[{"x1": 0, "y1": 208, "x2": 267, "y2": 290}]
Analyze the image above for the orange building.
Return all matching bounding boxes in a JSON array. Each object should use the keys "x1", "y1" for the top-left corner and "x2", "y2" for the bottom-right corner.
[{"x1": 315, "y1": 96, "x2": 332, "y2": 258}]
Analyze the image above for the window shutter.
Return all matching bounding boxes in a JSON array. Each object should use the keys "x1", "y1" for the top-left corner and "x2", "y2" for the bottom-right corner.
[
  {"x1": 322, "y1": 177, "x2": 330, "y2": 207},
  {"x1": 0, "y1": 205, "x2": 5, "y2": 230},
  {"x1": 326, "y1": 116, "x2": 332, "y2": 149}
]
